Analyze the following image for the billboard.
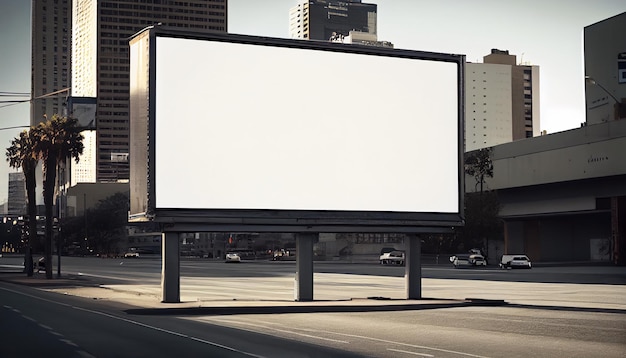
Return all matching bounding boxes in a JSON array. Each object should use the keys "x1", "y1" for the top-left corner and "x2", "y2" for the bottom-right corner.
[
  {"x1": 68, "y1": 96, "x2": 96, "y2": 129},
  {"x1": 129, "y1": 28, "x2": 465, "y2": 232}
]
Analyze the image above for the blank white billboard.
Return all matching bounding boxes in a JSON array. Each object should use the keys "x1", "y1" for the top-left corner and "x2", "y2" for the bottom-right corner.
[{"x1": 154, "y1": 36, "x2": 460, "y2": 214}]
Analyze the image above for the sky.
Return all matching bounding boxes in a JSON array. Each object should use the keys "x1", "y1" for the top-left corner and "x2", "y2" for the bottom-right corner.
[{"x1": 0, "y1": 0, "x2": 624, "y2": 204}]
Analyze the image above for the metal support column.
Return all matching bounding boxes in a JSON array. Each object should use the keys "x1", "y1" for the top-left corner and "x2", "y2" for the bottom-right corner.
[
  {"x1": 405, "y1": 233, "x2": 422, "y2": 299},
  {"x1": 162, "y1": 231, "x2": 180, "y2": 303},
  {"x1": 294, "y1": 233, "x2": 315, "y2": 301}
]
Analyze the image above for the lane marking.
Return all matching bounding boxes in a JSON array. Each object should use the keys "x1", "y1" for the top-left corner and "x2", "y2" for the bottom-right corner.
[
  {"x1": 0, "y1": 285, "x2": 266, "y2": 358},
  {"x1": 202, "y1": 316, "x2": 490, "y2": 358},
  {"x1": 388, "y1": 348, "x2": 435, "y2": 357},
  {"x1": 211, "y1": 319, "x2": 349, "y2": 344},
  {"x1": 60, "y1": 339, "x2": 79, "y2": 347},
  {"x1": 23, "y1": 315, "x2": 37, "y2": 322},
  {"x1": 77, "y1": 350, "x2": 97, "y2": 358},
  {"x1": 70, "y1": 306, "x2": 267, "y2": 358}
]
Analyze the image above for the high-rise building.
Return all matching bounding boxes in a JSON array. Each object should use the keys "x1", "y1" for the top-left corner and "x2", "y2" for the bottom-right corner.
[
  {"x1": 465, "y1": 62, "x2": 513, "y2": 151},
  {"x1": 7, "y1": 173, "x2": 27, "y2": 216},
  {"x1": 31, "y1": 0, "x2": 72, "y2": 125},
  {"x1": 71, "y1": 0, "x2": 228, "y2": 182},
  {"x1": 585, "y1": 12, "x2": 626, "y2": 125},
  {"x1": 71, "y1": 130, "x2": 97, "y2": 185},
  {"x1": 290, "y1": 0, "x2": 377, "y2": 41},
  {"x1": 465, "y1": 49, "x2": 540, "y2": 151}
]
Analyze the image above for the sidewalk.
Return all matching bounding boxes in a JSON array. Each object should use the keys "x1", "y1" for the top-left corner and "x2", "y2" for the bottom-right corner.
[
  {"x1": 0, "y1": 271, "x2": 485, "y2": 313},
  {"x1": 3, "y1": 263, "x2": 623, "y2": 313}
]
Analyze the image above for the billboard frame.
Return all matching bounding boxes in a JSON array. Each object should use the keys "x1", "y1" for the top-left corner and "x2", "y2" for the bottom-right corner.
[{"x1": 129, "y1": 26, "x2": 465, "y2": 234}]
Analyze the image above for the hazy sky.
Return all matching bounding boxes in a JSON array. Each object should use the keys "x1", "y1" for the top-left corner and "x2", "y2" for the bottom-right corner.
[{"x1": 0, "y1": 0, "x2": 624, "y2": 203}]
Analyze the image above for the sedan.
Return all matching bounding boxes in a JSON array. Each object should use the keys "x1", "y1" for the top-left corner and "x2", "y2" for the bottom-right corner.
[
  {"x1": 225, "y1": 252, "x2": 241, "y2": 263},
  {"x1": 379, "y1": 251, "x2": 405, "y2": 265},
  {"x1": 500, "y1": 255, "x2": 532, "y2": 269},
  {"x1": 450, "y1": 254, "x2": 487, "y2": 268}
]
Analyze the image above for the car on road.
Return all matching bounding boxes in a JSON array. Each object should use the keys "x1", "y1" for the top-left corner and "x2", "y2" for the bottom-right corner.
[
  {"x1": 500, "y1": 254, "x2": 532, "y2": 269},
  {"x1": 225, "y1": 252, "x2": 242, "y2": 263},
  {"x1": 449, "y1": 253, "x2": 487, "y2": 268},
  {"x1": 379, "y1": 250, "x2": 405, "y2": 265},
  {"x1": 124, "y1": 248, "x2": 140, "y2": 258}
]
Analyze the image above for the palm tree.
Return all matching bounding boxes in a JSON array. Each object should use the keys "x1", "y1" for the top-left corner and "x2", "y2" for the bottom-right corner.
[
  {"x1": 33, "y1": 115, "x2": 84, "y2": 279},
  {"x1": 6, "y1": 129, "x2": 40, "y2": 276}
]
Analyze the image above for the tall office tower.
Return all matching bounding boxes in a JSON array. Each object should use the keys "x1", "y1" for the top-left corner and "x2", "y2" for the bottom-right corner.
[
  {"x1": 7, "y1": 173, "x2": 27, "y2": 216},
  {"x1": 70, "y1": 130, "x2": 97, "y2": 186},
  {"x1": 585, "y1": 12, "x2": 626, "y2": 125},
  {"x1": 465, "y1": 49, "x2": 540, "y2": 151},
  {"x1": 31, "y1": 0, "x2": 72, "y2": 125},
  {"x1": 72, "y1": 0, "x2": 227, "y2": 182},
  {"x1": 483, "y1": 49, "x2": 540, "y2": 141},
  {"x1": 290, "y1": 0, "x2": 377, "y2": 41}
]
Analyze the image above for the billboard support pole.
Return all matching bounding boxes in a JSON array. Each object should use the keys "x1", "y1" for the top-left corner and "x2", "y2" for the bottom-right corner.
[
  {"x1": 295, "y1": 233, "x2": 315, "y2": 301},
  {"x1": 405, "y1": 233, "x2": 422, "y2": 299},
  {"x1": 162, "y1": 231, "x2": 180, "y2": 303}
]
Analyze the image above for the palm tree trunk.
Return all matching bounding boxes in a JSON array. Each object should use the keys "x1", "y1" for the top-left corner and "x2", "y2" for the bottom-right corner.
[
  {"x1": 43, "y1": 156, "x2": 57, "y2": 279},
  {"x1": 25, "y1": 165, "x2": 37, "y2": 277}
]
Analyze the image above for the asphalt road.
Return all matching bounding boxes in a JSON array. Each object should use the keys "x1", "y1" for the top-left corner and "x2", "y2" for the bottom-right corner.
[
  {"x1": 0, "y1": 282, "x2": 363, "y2": 358},
  {"x1": 1, "y1": 255, "x2": 625, "y2": 357}
]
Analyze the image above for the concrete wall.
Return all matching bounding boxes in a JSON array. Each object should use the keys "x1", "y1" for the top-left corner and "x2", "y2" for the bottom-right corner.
[
  {"x1": 505, "y1": 213, "x2": 611, "y2": 262},
  {"x1": 482, "y1": 119, "x2": 626, "y2": 192}
]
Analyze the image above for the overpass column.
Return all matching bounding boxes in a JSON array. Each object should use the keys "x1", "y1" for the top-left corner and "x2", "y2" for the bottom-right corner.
[
  {"x1": 405, "y1": 233, "x2": 422, "y2": 299},
  {"x1": 162, "y1": 231, "x2": 180, "y2": 303},
  {"x1": 294, "y1": 232, "x2": 315, "y2": 301}
]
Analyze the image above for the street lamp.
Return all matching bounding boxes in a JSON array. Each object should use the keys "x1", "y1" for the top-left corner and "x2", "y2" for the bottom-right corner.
[
  {"x1": 585, "y1": 76, "x2": 620, "y2": 103},
  {"x1": 585, "y1": 76, "x2": 625, "y2": 120}
]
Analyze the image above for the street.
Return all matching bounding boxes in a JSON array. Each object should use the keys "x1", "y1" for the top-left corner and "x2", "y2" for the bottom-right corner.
[
  {"x1": 1, "y1": 255, "x2": 625, "y2": 357},
  {"x1": 0, "y1": 281, "x2": 362, "y2": 358}
]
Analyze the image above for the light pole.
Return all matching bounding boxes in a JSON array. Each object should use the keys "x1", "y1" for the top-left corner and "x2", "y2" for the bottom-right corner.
[{"x1": 585, "y1": 76, "x2": 625, "y2": 120}]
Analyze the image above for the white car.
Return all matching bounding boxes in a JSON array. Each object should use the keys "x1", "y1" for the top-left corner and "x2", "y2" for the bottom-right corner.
[
  {"x1": 379, "y1": 251, "x2": 405, "y2": 265},
  {"x1": 450, "y1": 254, "x2": 487, "y2": 268},
  {"x1": 500, "y1": 254, "x2": 532, "y2": 269},
  {"x1": 225, "y1": 252, "x2": 241, "y2": 263},
  {"x1": 124, "y1": 250, "x2": 139, "y2": 258}
]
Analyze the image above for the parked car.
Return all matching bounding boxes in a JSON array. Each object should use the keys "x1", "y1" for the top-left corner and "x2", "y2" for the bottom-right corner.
[
  {"x1": 379, "y1": 250, "x2": 405, "y2": 265},
  {"x1": 225, "y1": 252, "x2": 242, "y2": 263},
  {"x1": 449, "y1": 253, "x2": 487, "y2": 268},
  {"x1": 500, "y1": 254, "x2": 532, "y2": 269}
]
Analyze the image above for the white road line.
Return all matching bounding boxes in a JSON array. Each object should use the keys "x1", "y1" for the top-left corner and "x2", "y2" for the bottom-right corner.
[
  {"x1": 201, "y1": 316, "x2": 491, "y2": 358},
  {"x1": 200, "y1": 317, "x2": 350, "y2": 344},
  {"x1": 3, "y1": 305, "x2": 20, "y2": 313},
  {"x1": 60, "y1": 339, "x2": 78, "y2": 347},
  {"x1": 311, "y1": 330, "x2": 492, "y2": 358},
  {"x1": 0, "y1": 285, "x2": 266, "y2": 358},
  {"x1": 22, "y1": 315, "x2": 37, "y2": 322},
  {"x1": 71, "y1": 306, "x2": 268, "y2": 358},
  {"x1": 77, "y1": 350, "x2": 97, "y2": 358},
  {"x1": 388, "y1": 348, "x2": 434, "y2": 357}
]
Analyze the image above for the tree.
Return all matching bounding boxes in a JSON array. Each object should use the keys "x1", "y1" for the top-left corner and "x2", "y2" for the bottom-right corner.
[
  {"x1": 461, "y1": 191, "x2": 503, "y2": 251},
  {"x1": 33, "y1": 115, "x2": 84, "y2": 279},
  {"x1": 6, "y1": 129, "x2": 40, "y2": 276},
  {"x1": 461, "y1": 147, "x2": 501, "y2": 259},
  {"x1": 58, "y1": 192, "x2": 130, "y2": 256},
  {"x1": 465, "y1": 147, "x2": 494, "y2": 193},
  {"x1": 87, "y1": 192, "x2": 129, "y2": 255}
]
